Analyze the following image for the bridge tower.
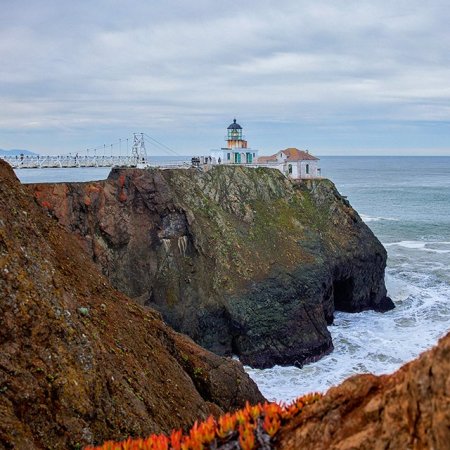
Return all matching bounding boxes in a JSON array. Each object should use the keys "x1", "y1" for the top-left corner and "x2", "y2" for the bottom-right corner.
[{"x1": 131, "y1": 133, "x2": 148, "y2": 164}]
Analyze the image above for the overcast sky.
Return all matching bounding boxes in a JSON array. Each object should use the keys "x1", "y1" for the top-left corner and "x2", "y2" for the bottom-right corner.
[{"x1": 1, "y1": 0, "x2": 449, "y2": 156}]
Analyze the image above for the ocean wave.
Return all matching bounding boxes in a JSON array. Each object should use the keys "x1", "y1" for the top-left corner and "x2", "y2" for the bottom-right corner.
[
  {"x1": 360, "y1": 214, "x2": 399, "y2": 223},
  {"x1": 384, "y1": 240, "x2": 450, "y2": 253}
]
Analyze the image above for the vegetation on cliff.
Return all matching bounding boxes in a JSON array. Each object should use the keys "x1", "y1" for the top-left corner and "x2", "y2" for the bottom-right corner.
[
  {"x1": 85, "y1": 393, "x2": 322, "y2": 450},
  {"x1": 30, "y1": 165, "x2": 393, "y2": 368},
  {"x1": 0, "y1": 160, "x2": 263, "y2": 449}
]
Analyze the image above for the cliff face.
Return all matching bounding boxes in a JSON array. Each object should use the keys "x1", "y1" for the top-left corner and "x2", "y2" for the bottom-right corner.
[
  {"x1": 278, "y1": 331, "x2": 450, "y2": 449},
  {"x1": 30, "y1": 166, "x2": 393, "y2": 368},
  {"x1": 0, "y1": 160, "x2": 263, "y2": 450}
]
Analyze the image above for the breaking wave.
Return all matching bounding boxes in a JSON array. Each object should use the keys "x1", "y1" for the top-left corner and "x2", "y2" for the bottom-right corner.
[{"x1": 360, "y1": 214, "x2": 399, "y2": 223}]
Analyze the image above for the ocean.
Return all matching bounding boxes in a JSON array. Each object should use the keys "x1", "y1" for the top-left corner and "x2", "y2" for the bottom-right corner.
[{"x1": 14, "y1": 156, "x2": 450, "y2": 402}]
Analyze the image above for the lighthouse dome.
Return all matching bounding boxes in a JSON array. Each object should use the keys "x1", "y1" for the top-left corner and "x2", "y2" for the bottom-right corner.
[{"x1": 227, "y1": 118, "x2": 242, "y2": 130}]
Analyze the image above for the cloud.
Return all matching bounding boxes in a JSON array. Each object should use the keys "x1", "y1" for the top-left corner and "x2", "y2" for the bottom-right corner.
[{"x1": 0, "y1": 0, "x2": 449, "y2": 154}]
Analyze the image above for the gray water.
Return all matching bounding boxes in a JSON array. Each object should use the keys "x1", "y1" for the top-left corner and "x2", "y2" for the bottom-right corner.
[
  {"x1": 14, "y1": 167, "x2": 112, "y2": 184},
  {"x1": 14, "y1": 156, "x2": 450, "y2": 402}
]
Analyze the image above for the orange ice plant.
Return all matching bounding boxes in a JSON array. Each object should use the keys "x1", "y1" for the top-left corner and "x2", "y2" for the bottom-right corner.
[
  {"x1": 238, "y1": 422, "x2": 255, "y2": 450},
  {"x1": 84, "y1": 392, "x2": 322, "y2": 450}
]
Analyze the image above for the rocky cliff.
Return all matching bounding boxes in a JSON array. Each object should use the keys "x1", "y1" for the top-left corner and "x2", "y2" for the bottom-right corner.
[
  {"x1": 0, "y1": 160, "x2": 263, "y2": 450},
  {"x1": 30, "y1": 166, "x2": 393, "y2": 368},
  {"x1": 88, "y1": 330, "x2": 450, "y2": 450}
]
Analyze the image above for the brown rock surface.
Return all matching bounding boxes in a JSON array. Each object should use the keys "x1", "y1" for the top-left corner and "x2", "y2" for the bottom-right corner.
[
  {"x1": 277, "y1": 331, "x2": 450, "y2": 450},
  {"x1": 29, "y1": 166, "x2": 393, "y2": 369},
  {"x1": 0, "y1": 160, "x2": 264, "y2": 450}
]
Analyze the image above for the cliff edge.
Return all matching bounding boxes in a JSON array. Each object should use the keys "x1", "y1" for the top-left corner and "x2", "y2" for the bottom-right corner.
[
  {"x1": 0, "y1": 160, "x2": 263, "y2": 449},
  {"x1": 31, "y1": 166, "x2": 394, "y2": 368}
]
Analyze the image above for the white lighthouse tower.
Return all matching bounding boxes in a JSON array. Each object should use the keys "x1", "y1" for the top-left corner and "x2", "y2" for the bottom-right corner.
[{"x1": 210, "y1": 119, "x2": 258, "y2": 164}]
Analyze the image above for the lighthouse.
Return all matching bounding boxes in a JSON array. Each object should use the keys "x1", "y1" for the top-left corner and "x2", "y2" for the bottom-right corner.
[
  {"x1": 227, "y1": 119, "x2": 247, "y2": 149},
  {"x1": 210, "y1": 119, "x2": 258, "y2": 164}
]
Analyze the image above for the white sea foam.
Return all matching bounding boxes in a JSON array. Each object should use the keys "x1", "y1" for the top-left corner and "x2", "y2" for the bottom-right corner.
[
  {"x1": 425, "y1": 248, "x2": 450, "y2": 254},
  {"x1": 246, "y1": 272, "x2": 450, "y2": 403},
  {"x1": 385, "y1": 240, "x2": 426, "y2": 249},
  {"x1": 385, "y1": 240, "x2": 450, "y2": 253},
  {"x1": 360, "y1": 214, "x2": 399, "y2": 223}
]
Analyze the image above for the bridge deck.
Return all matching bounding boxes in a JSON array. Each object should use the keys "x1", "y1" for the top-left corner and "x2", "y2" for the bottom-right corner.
[{"x1": 1, "y1": 155, "x2": 146, "y2": 169}]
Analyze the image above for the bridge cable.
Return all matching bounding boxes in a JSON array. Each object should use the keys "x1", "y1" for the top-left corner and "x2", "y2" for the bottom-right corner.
[{"x1": 143, "y1": 133, "x2": 181, "y2": 157}]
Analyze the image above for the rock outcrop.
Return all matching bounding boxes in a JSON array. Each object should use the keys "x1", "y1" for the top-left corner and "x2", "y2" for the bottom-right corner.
[
  {"x1": 0, "y1": 160, "x2": 263, "y2": 450},
  {"x1": 85, "y1": 330, "x2": 450, "y2": 450},
  {"x1": 30, "y1": 166, "x2": 394, "y2": 368},
  {"x1": 278, "y1": 330, "x2": 450, "y2": 449}
]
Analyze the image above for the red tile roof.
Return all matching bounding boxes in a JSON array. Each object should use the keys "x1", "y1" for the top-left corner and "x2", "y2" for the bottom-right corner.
[
  {"x1": 280, "y1": 148, "x2": 319, "y2": 161},
  {"x1": 257, "y1": 148, "x2": 319, "y2": 163}
]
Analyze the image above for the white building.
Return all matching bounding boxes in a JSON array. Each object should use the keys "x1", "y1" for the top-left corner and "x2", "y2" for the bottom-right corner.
[
  {"x1": 210, "y1": 119, "x2": 258, "y2": 164},
  {"x1": 257, "y1": 148, "x2": 321, "y2": 179}
]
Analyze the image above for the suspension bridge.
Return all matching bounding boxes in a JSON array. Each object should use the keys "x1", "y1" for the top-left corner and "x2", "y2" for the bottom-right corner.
[{"x1": 1, "y1": 133, "x2": 189, "y2": 169}]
